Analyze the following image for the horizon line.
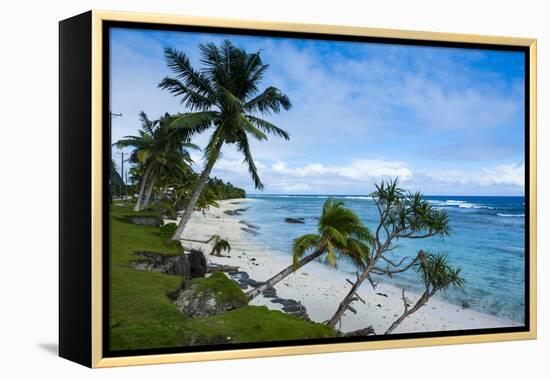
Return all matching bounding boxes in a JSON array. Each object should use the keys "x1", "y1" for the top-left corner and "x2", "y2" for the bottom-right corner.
[{"x1": 247, "y1": 193, "x2": 526, "y2": 198}]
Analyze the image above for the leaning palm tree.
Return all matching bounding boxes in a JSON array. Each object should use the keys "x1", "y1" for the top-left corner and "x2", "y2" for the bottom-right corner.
[
  {"x1": 158, "y1": 41, "x2": 292, "y2": 240},
  {"x1": 246, "y1": 199, "x2": 374, "y2": 301}
]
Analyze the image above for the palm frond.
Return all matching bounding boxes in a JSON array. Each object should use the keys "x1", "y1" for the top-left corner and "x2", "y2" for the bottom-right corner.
[
  {"x1": 245, "y1": 115, "x2": 290, "y2": 140},
  {"x1": 239, "y1": 115, "x2": 267, "y2": 141},
  {"x1": 292, "y1": 234, "x2": 321, "y2": 267},
  {"x1": 244, "y1": 86, "x2": 292, "y2": 115},
  {"x1": 158, "y1": 77, "x2": 213, "y2": 110},
  {"x1": 163, "y1": 47, "x2": 214, "y2": 95},
  {"x1": 236, "y1": 134, "x2": 263, "y2": 189},
  {"x1": 168, "y1": 111, "x2": 218, "y2": 136}
]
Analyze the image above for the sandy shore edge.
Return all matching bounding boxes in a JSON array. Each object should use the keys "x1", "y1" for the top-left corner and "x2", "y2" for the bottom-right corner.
[{"x1": 171, "y1": 198, "x2": 520, "y2": 334}]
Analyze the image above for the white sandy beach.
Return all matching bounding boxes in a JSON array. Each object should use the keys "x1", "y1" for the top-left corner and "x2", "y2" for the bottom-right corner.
[{"x1": 171, "y1": 198, "x2": 519, "y2": 335}]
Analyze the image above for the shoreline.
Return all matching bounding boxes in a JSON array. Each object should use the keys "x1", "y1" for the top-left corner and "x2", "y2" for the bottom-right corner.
[{"x1": 173, "y1": 198, "x2": 520, "y2": 334}]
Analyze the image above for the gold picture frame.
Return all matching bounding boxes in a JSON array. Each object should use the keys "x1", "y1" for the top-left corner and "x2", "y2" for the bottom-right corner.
[{"x1": 59, "y1": 9, "x2": 537, "y2": 368}]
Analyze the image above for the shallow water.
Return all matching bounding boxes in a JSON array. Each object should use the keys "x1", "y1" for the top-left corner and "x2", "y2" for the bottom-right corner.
[{"x1": 241, "y1": 194, "x2": 526, "y2": 323}]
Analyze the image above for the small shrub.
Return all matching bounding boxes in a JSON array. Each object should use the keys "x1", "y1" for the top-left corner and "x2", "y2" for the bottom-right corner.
[{"x1": 159, "y1": 223, "x2": 178, "y2": 239}]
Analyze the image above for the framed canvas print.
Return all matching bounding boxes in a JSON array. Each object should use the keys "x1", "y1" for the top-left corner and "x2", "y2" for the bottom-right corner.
[{"x1": 59, "y1": 10, "x2": 537, "y2": 368}]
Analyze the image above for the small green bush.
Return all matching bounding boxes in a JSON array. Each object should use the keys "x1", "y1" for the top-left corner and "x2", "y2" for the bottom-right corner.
[{"x1": 159, "y1": 223, "x2": 177, "y2": 239}]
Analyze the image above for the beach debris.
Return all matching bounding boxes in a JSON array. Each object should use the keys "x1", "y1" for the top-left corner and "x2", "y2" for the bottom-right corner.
[
  {"x1": 342, "y1": 326, "x2": 376, "y2": 337},
  {"x1": 207, "y1": 263, "x2": 239, "y2": 273},
  {"x1": 284, "y1": 217, "x2": 305, "y2": 224}
]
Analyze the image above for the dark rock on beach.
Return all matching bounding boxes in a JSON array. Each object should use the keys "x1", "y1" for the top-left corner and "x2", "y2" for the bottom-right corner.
[
  {"x1": 271, "y1": 298, "x2": 310, "y2": 321},
  {"x1": 284, "y1": 217, "x2": 305, "y2": 224},
  {"x1": 227, "y1": 271, "x2": 264, "y2": 289},
  {"x1": 226, "y1": 271, "x2": 310, "y2": 320},
  {"x1": 223, "y1": 207, "x2": 249, "y2": 216},
  {"x1": 241, "y1": 227, "x2": 260, "y2": 236},
  {"x1": 239, "y1": 220, "x2": 261, "y2": 229}
]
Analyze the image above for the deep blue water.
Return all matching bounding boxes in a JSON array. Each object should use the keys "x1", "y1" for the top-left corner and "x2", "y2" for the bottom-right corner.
[{"x1": 241, "y1": 194, "x2": 526, "y2": 323}]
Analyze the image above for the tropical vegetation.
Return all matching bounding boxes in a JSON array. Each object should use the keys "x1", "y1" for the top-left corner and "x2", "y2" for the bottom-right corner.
[{"x1": 114, "y1": 112, "x2": 199, "y2": 212}]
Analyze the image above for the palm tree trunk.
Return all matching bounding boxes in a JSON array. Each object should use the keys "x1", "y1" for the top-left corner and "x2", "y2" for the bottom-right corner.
[
  {"x1": 172, "y1": 145, "x2": 221, "y2": 240},
  {"x1": 141, "y1": 172, "x2": 157, "y2": 209},
  {"x1": 133, "y1": 164, "x2": 153, "y2": 212},
  {"x1": 246, "y1": 249, "x2": 324, "y2": 301}
]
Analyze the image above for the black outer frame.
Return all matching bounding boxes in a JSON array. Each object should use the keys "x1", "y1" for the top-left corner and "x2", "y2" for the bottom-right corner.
[
  {"x1": 59, "y1": 11, "x2": 531, "y2": 367},
  {"x1": 59, "y1": 11, "x2": 93, "y2": 367}
]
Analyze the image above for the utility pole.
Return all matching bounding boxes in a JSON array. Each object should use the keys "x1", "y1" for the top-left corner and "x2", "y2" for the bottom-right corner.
[
  {"x1": 110, "y1": 112, "x2": 122, "y2": 200},
  {"x1": 115, "y1": 151, "x2": 129, "y2": 199},
  {"x1": 120, "y1": 151, "x2": 125, "y2": 199}
]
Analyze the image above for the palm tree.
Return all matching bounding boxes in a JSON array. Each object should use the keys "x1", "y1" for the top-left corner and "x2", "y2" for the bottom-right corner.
[
  {"x1": 385, "y1": 252, "x2": 465, "y2": 334},
  {"x1": 210, "y1": 235, "x2": 231, "y2": 256},
  {"x1": 158, "y1": 41, "x2": 292, "y2": 240},
  {"x1": 114, "y1": 113, "x2": 156, "y2": 210},
  {"x1": 115, "y1": 112, "x2": 199, "y2": 211},
  {"x1": 246, "y1": 199, "x2": 374, "y2": 301}
]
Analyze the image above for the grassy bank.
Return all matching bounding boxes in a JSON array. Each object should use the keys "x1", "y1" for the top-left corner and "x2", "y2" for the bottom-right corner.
[{"x1": 109, "y1": 202, "x2": 336, "y2": 351}]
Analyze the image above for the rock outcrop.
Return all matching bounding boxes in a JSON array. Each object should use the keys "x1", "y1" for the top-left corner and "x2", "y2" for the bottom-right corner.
[{"x1": 173, "y1": 272, "x2": 248, "y2": 317}]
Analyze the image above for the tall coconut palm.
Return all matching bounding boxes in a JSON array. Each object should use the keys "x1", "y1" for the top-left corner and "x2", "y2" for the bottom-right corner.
[
  {"x1": 158, "y1": 41, "x2": 292, "y2": 240},
  {"x1": 246, "y1": 199, "x2": 375, "y2": 301},
  {"x1": 115, "y1": 112, "x2": 199, "y2": 211}
]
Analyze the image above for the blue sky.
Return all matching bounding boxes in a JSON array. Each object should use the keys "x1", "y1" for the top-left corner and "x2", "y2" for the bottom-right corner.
[{"x1": 110, "y1": 27, "x2": 525, "y2": 196}]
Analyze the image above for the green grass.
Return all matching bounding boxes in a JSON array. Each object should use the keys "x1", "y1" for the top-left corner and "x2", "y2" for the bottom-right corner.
[{"x1": 109, "y1": 202, "x2": 337, "y2": 351}]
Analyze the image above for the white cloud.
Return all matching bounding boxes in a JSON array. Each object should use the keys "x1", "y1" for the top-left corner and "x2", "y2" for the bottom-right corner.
[
  {"x1": 271, "y1": 160, "x2": 412, "y2": 181},
  {"x1": 481, "y1": 163, "x2": 525, "y2": 186}
]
